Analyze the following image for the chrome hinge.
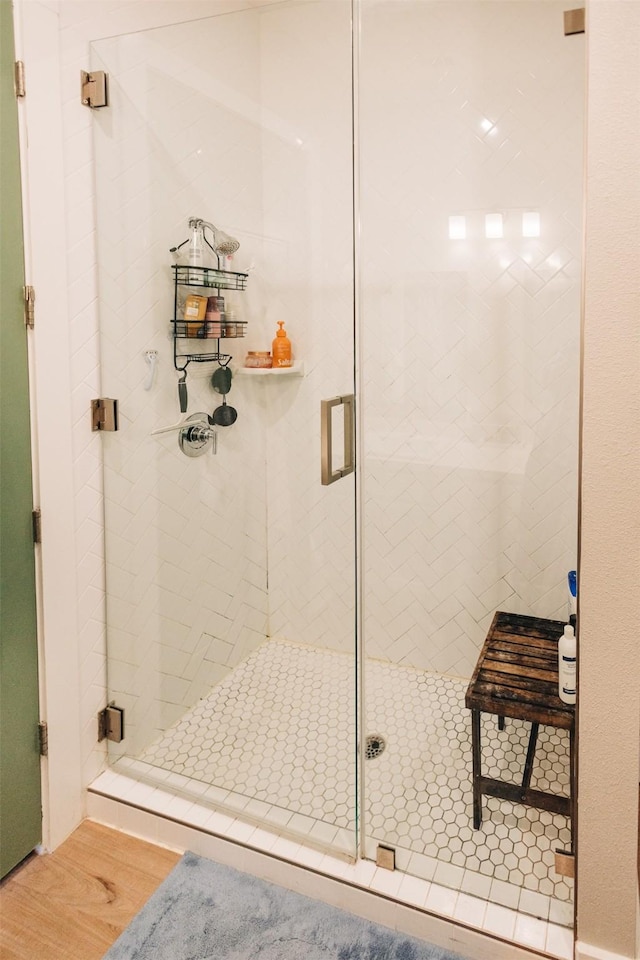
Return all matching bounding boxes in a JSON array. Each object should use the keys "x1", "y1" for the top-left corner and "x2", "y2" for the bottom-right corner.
[
  {"x1": 14, "y1": 61, "x2": 26, "y2": 98},
  {"x1": 24, "y1": 285, "x2": 35, "y2": 328},
  {"x1": 98, "y1": 704, "x2": 125, "y2": 743},
  {"x1": 91, "y1": 398, "x2": 119, "y2": 432},
  {"x1": 81, "y1": 70, "x2": 108, "y2": 108},
  {"x1": 38, "y1": 721, "x2": 48, "y2": 757},
  {"x1": 32, "y1": 508, "x2": 42, "y2": 544}
]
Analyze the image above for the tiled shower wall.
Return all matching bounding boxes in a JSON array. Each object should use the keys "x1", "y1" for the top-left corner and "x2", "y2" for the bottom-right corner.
[
  {"x1": 93, "y1": 2, "x2": 356, "y2": 756},
  {"x1": 45, "y1": 0, "x2": 580, "y2": 783},
  {"x1": 358, "y1": 1, "x2": 583, "y2": 678},
  {"x1": 258, "y1": 3, "x2": 356, "y2": 654},
  {"x1": 93, "y1": 13, "x2": 269, "y2": 757},
  {"x1": 48, "y1": 0, "x2": 282, "y2": 787}
]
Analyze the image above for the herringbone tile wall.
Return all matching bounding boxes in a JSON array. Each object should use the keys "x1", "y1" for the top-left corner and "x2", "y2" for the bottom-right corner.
[
  {"x1": 91, "y1": 0, "x2": 581, "y2": 759},
  {"x1": 358, "y1": 0, "x2": 582, "y2": 679},
  {"x1": 259, "y1": 2, "x2": 356, "y2": 655}
]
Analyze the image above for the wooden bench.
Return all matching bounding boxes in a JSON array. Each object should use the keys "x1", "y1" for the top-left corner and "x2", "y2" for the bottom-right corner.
[{"x1": 465, "y1": 611, "x2": 575, "y2": 833}]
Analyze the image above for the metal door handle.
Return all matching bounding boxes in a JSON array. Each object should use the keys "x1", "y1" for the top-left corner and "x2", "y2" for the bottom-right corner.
[{"x1": 321, "y1": 394, "x2": 355, "y2": 485}]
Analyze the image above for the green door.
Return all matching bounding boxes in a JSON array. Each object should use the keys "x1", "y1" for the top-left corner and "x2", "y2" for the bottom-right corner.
[{"x1": 0, "y1": 0, "x2": 42, "y2": 878}]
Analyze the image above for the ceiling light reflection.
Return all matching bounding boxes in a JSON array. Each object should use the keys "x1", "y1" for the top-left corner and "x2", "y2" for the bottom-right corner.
[
  {"x1": 449, "y1": 215, "x2": 466, "y2": 240},
  {"x1": 485, "y1": 213, "x2": 503, "y2": 239}
]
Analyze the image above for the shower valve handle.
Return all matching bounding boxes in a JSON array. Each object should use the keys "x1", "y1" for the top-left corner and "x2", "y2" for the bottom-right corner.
[
  {"x1": 151, "y1": 414, "x2": 217, "y2": 457},
  {"x1": 151, "y1": 416, "x2": 209, "y2": 437}
]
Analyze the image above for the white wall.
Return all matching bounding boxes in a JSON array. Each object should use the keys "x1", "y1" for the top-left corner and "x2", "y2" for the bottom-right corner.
[
  {"x1": 576, "y1": 1, "x2": 640, "y2": 958},
  {"x1": 14, "y1": 0, "x2": 84, "y2": 853}
]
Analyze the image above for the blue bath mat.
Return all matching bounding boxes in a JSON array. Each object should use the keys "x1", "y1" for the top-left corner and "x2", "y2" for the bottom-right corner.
[{"x1": 103, "y1": 851, "x2": 466, "y2": 959}]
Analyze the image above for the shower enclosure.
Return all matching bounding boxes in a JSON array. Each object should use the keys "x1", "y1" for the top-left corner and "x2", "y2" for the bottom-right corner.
[{"x1": 93, "y1": 0, "x2": 583, "y2": 927}]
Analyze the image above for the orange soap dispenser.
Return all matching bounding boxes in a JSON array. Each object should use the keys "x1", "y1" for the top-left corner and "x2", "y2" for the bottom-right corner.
[{"x1": 272, "y1": 320, "x2": 293, "y2": 368}]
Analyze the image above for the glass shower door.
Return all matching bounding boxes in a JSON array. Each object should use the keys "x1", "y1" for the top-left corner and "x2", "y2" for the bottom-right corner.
[
  {"x1": 92, "y1": 1, "x2": 358, "y2": 859},
  {"x1": 357, "y1": 0, "x2": 582, "y2": 909}
]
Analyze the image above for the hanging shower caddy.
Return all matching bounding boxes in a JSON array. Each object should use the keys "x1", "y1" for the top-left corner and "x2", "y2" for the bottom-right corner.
[{"x1": 170, "y1": 218, "x2": 249, "y2": 375}]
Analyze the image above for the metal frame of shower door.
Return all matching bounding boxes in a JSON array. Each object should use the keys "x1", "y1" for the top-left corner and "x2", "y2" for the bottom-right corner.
[{"x1": 350, "y1": 0, "x2": 367, "y2": 863}]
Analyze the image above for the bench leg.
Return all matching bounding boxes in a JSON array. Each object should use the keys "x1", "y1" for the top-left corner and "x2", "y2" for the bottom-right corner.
[
  {"x1": 520, "y1": 721, "x2": 539, "y2": 798},
  {"x1": 471, "y1": 709, "x2": 482, "y2": 829},
  {"x1": 498, "y1": 715, "x2": 505, "y2": 731},
  {"x1": 569, "y1": 726, "x2": 575, "y2": 852}
]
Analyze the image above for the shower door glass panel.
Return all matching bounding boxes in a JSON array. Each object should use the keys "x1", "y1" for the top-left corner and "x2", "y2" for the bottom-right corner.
[
  {"x1": 93, "y1": 1, "x2": 357, "y2": 857},
  {"x1": 358, "y1": 0, "x2": 583, "y2": 901}
]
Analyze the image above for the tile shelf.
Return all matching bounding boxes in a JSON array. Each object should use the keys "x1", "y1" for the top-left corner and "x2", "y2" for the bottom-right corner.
[{"x1": 236, "y1": 362, "x2": 304, "y2": 378}]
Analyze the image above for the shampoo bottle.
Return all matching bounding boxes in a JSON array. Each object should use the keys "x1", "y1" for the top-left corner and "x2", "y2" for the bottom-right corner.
[
  {"x1": 272, "y1": 321, "x2": 292, "y2": 368},
  {"x1": 558, "y1": 624, "x2": 576, "y2": 705}
]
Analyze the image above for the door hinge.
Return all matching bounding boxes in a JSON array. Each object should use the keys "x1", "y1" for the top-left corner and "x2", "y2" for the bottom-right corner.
[
  {"x1": 98, "y1": 704, "x2": 125, "y2": 743},
  {"x1": 564, "y1": 8, "x2": 585, "y2": 35},
  {"x1": 91, "y1": 398, "x2": 119, "y2": 432},
  {"x1": 555, "y1": 848, "x2": 575, "y2": 878},
  {"x1": 38, "y1": 721, "x2": 48, "y2": 757},
  {"x1": 14, "y1": 61, "x2": 26, "y2": 98},
  {"x1": 376, "y1": 845, "x2": 396, "y2": 871},
  {"x1": 32, "y1": 508, "x2": 42, "y2": 544},
  {"x1": 81, "y1": 70, "x2": 109, "y2": 108},
  {"x1": 24, "y1": 285, "x2": 35, "y2": 328}
]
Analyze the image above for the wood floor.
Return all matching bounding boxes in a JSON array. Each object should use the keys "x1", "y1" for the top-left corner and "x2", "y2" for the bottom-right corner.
[{"x1": 0, "y1": 820, "x2": 181, "y2": 960}]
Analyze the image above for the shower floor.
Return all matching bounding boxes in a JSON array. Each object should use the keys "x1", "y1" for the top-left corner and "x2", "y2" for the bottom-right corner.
[{"x1": 135, "y1": 639, "x2": 572, "y2": 907}]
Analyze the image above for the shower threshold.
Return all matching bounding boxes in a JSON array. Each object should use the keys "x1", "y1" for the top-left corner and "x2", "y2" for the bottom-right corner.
[{"x1": 95, "y1": 639, "x2": 573, "y2": 937}]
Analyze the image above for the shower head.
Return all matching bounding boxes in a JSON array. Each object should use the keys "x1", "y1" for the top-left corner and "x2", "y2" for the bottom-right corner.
[
  {"x1": 200, "y1": 219, "x2": 240, "y2": 258},
  {"x1": 214, "y1": 231, "x2": 240, "y2": 257},
  {"x1": 171, "y1": 217, "x2": 241, "y2": 266}
]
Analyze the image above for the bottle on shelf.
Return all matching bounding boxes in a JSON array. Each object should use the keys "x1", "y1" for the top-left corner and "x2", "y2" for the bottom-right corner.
[
  {"x1": 272, "y1": 320, "x2": 292, "y2": 368},
  {"x1": 205, "y1": 295, "x2": 224, "y2": 338},
  {"x1": 184, "y1": 293, "x2": 207, "y2": 337},
  {"x1": 244, "y1": 351, "x2": 272, "y2": 368},
  {"x1": 187, "y1": 218, "x2": 205, "y2": 284},
  {"x1": 558, "y1": 624, "x2": 576, "y2": 705}
]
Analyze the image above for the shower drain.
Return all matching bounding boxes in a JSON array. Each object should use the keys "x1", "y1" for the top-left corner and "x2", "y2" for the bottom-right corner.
[{"x1": 365, "y1": 734, "x2": 386, "y2": 759}]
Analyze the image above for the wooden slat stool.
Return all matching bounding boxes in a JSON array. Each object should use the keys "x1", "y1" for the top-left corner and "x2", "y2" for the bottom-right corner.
[{"x1": 465, "y1": 611, "x2": 575, "y2": 832}]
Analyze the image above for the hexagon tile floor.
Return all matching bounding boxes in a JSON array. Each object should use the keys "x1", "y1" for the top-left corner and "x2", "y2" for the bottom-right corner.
[{"x1": 136, "y1": 638, "x2": 573, "y2": 908}]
